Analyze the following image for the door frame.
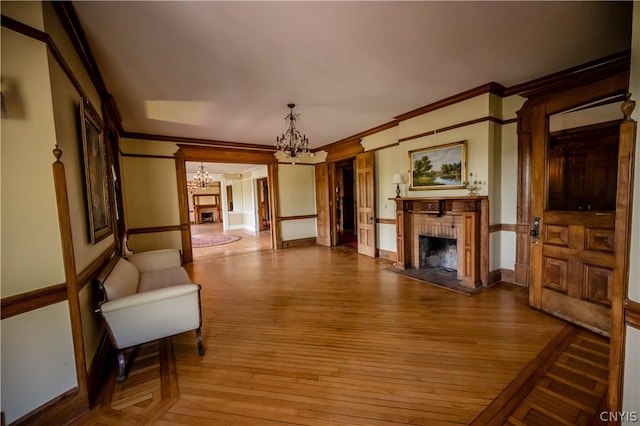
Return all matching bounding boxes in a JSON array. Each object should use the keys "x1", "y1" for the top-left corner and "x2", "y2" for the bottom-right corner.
[
  {"x1": 174, "y1": 145, "x2": 280, "y2": 263},
  {"x1": 256, "y1": 177, "x2": 270, "y2": 231},
  {"x1": 516, "y1": 70, "x2": 632, "y2": 414},
  {"x1": 318, "y1": 138, "x2": 364, "y2": 248}
]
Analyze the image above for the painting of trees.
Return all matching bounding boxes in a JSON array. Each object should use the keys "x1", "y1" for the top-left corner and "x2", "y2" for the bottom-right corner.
[{"x1": 409, "y1": 141, "x2": 466, "y2": 189}]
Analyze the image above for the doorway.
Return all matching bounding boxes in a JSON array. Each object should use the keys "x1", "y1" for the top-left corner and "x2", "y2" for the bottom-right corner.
[
  {"x1": 256, "y1": 177, "x2": 270, "y2": 231},
  {"x1": 175, "y1": 147, "x2": 280, "y2": 263},
  {"x1": 334, "y1": 159, "x2": 356, "y2": 246}
]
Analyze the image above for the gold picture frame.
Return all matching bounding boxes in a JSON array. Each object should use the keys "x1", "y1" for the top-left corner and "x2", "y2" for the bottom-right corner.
[
  {"x1": 80, "y1": 98, "x2": 112, "y2": 244},
  {"x1": 409, "y1": 140, "x2": 467, "y2": 190}
]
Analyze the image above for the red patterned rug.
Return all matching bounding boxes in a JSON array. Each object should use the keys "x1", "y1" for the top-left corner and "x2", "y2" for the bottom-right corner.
[{"x1": 191, "y1": 234, "x2": 241, "y2": 248}]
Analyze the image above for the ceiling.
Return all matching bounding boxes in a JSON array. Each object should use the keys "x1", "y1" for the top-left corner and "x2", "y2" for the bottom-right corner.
[{"x1": 72, "y1": 1, "x2": 632, "y2": 157}]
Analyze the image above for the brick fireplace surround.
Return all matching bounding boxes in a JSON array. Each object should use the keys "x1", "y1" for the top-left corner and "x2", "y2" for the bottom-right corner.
[{"x1": 392, "y1": 197, "x2": 489, "y2": 288}]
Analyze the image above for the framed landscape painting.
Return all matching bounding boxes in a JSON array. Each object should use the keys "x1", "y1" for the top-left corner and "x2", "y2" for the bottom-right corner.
[
  {"x1": 80, "y1": 98, "x2": 112, "y2": 244},
  {"x1": 409, "y1": 141, "x2": 467, "y2": 190}
]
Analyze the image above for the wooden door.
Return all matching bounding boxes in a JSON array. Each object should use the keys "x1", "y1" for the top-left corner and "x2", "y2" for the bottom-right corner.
[
  {"x1": 530, "y1": 117, "x2": 620, "y2": 336},
  {"x1": 315, "y1": 163, "x2": 331, "y2": 247},
  {"x1": 355, "y1": 151, "x2": 376, "y2": 257},
  {"x1": 257, "y1": 177, "x2": 270, "y2": 231}
]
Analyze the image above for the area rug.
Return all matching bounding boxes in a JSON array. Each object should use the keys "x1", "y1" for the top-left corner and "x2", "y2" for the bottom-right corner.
[
  {"x1": 192, "y1": 234, "x2": 241, "y2": 248},
  {"x1": 388, "y1": 266, "x2": 484, "y2": 296}
]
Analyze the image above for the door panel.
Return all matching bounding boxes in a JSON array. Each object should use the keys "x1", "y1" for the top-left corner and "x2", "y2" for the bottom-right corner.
[
  {"x1": 531, "y1": 118, "x2": 619, "y2": 336},
  {"x1": 538, "y1": 211, "x2": 615, "y2": 333},
  {"x1": 355, "y1": 151, "x2": 375, "y2": 257},
  {"x1": 315, "y1": 163, "x2": 331, "y2": 246}
]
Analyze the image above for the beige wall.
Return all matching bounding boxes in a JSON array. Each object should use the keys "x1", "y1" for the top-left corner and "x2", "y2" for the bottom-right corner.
[
  {"x1": 119, "y1": 137, "x2": 182, "y2": 251},
  {"x1": 0, "y1": 2, "x2": 76, "y2": 423},
  {"x1": 365, "y1": 93, "x2": 522, "y2": 272},
  {"x1": 1, "y1": 6, "x2": 65, "y2": 297},
  {"x1": 278, "y1": 163, "x2": 317, "y2": 240}
]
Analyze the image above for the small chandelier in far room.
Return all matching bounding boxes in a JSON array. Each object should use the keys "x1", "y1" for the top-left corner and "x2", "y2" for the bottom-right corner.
[
  {"x1": 275, "y1": 103, "x2": 310, "y2": 163},
  {"x1": 186, "y1": 180, "x2": 198, "y2": 194},
  {"x1": 194, "y1": 162, "x2": 214, "y2": 188}
]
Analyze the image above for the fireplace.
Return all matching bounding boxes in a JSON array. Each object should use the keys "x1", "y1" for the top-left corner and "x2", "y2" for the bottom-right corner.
[
  {"x1": 200, "y1": 212, "x2": 214, "y2": 223},
  {"x1": 419, "y1": 236, "x2": 457, "y2": 270},
  {"x1": 392, "y1": 197, "x2": 488, "y2": 288}
]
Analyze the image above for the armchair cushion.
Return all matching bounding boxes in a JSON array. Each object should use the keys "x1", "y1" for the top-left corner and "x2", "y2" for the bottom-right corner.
[
  {"x1": 137, "y1": 267, "x2": 191, "y2": 293},
  {"x1": 102, "y1": 257, "x2": 140, "y2": 301},
  {"x1": 127, "y1": 248, "x2": 182, "y2": 273}
]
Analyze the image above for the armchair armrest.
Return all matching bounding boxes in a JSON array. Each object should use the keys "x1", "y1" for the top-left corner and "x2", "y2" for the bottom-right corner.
[
  {"x1": 127, "y1": 249, "x2": 182, "y2": 273},
  {"x1": 99, "y1": 283, "x2": 199, "y2": 313}
]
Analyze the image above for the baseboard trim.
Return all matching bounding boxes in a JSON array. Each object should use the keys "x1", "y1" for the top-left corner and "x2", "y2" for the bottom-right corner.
[
  {"x1": 282, "y1": 237, "x2": 317, "y2": 249},
  {"x1": 86, "y1": 332, "x2": 115, "y2": 407},
  {"x1": 10, "y1": 387, "x2": 87, "y2": 426},
  {"x1": 378, "y1": 249, "x2": 397, "y2": 262},
  {"x1": 489, "y1": 268, "x2": 517, "y2": 285}
]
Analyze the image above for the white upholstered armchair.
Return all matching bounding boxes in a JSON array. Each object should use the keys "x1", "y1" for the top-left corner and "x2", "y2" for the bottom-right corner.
[{"x1": 96, "y1": 249, "x2": 204, "y2": 382}]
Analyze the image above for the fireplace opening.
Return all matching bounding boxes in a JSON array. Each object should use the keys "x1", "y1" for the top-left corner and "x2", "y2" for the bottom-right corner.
[
  {"x1": 419, "y1": 235, "x2": 457, "y2": 270},
  {"x1": 200, "y1": 212, "x2": 214, "y2": 223}
]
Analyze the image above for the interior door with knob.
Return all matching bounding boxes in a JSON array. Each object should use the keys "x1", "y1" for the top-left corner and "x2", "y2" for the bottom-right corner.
[
  {"x1": 529, "y1": 106, "x2": 620, "y2": 336},
  {"x1": 356, "y1": 151, "x2": 376, "y2": 257}
]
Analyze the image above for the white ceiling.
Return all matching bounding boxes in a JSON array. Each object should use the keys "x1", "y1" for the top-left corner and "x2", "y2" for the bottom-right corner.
[{"x1": 73, "y1": 1, "x2": 632, "y2": 154}]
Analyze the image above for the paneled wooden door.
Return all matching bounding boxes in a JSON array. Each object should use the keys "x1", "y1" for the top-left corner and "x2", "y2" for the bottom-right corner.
[
  {"x1": 315, "y1": 163, "x2": 332, "y2": 247},
  {"x1": 355, "y1": 151, "x2": 376, "y2": 257},
  {"x1": 529, "y1": 112, "x2": 619, "y2": 336},
  {"x1": 257, "y1": 177, "x2": 270, "y2": 231}
]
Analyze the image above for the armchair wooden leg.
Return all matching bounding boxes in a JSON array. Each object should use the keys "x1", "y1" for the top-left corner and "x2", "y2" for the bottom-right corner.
[
  {"x1": 196, "y1": 328, "x2": 205, "y2": 356},
  {"x1": 116, "y1": 349, "x2": 127, "y2": 383}
]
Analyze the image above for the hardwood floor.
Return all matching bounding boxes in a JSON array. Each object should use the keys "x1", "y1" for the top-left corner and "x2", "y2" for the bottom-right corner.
[
  {"x1": 73, "y1": 243, "x2": 609, "y2": 425},
  {"x1": 190, "y1": 223, "x2": 272, "y2": 259}
]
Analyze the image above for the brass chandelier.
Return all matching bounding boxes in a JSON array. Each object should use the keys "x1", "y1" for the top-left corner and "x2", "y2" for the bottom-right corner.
[
  {"x1": 275, "y1": 103, "x2": 309, "y2": 163},
  {"x1": 189, "y1": 162, "x2": 214, "y2": 192}
]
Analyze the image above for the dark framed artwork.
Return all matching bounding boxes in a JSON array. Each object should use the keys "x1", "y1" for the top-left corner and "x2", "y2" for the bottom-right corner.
[
  {"x1": 80, "y1": 98, "x2": 112, "y2": 244},
  {"x1": 409, "y1": 140, "x2": 467, "y2": 190}
]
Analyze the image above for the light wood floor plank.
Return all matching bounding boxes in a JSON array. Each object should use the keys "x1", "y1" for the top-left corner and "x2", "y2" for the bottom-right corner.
[{"x1": 72, "y1": 225, "x2": 609, "y2": 425}]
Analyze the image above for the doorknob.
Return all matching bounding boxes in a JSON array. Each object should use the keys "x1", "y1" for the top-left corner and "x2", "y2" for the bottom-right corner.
[{"x1": 530, "y1": 216, "x2": 540, "y2": 239}]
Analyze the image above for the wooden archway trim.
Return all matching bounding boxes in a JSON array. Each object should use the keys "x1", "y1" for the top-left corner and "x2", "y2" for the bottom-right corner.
[
  {"x1": 324, "y1": 138, "x2": 364, "y2": 163},
  {"x1": 174, "y1": 145, "x2": 281, "y2": 263}
]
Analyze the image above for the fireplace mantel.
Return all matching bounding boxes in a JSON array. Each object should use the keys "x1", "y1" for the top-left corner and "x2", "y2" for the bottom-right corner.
[{"x1": 392, "y1": 196, "x2": 489, "y2": 287}]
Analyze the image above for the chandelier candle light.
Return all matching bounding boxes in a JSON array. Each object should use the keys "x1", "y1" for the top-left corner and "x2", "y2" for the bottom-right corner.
[{"x1": 275, "y1": 103, "x2": 310, "y2": 163}]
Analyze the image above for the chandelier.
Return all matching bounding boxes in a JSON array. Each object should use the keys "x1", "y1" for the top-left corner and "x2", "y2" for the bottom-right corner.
[
  {"x1": 275, "y1": 103, "x2": 310, "y2": 163},
  {"x1": 193, "y1": 163, "x2": 214, "y2": 188}
]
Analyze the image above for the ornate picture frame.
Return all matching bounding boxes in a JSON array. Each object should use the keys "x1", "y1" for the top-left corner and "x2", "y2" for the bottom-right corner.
[
  {"x1": 409, "y1": 140, "x2": 467, "y2": 190},
  {"x1": 80, "y1": 98, "x2": 112, "y2": 244}
]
